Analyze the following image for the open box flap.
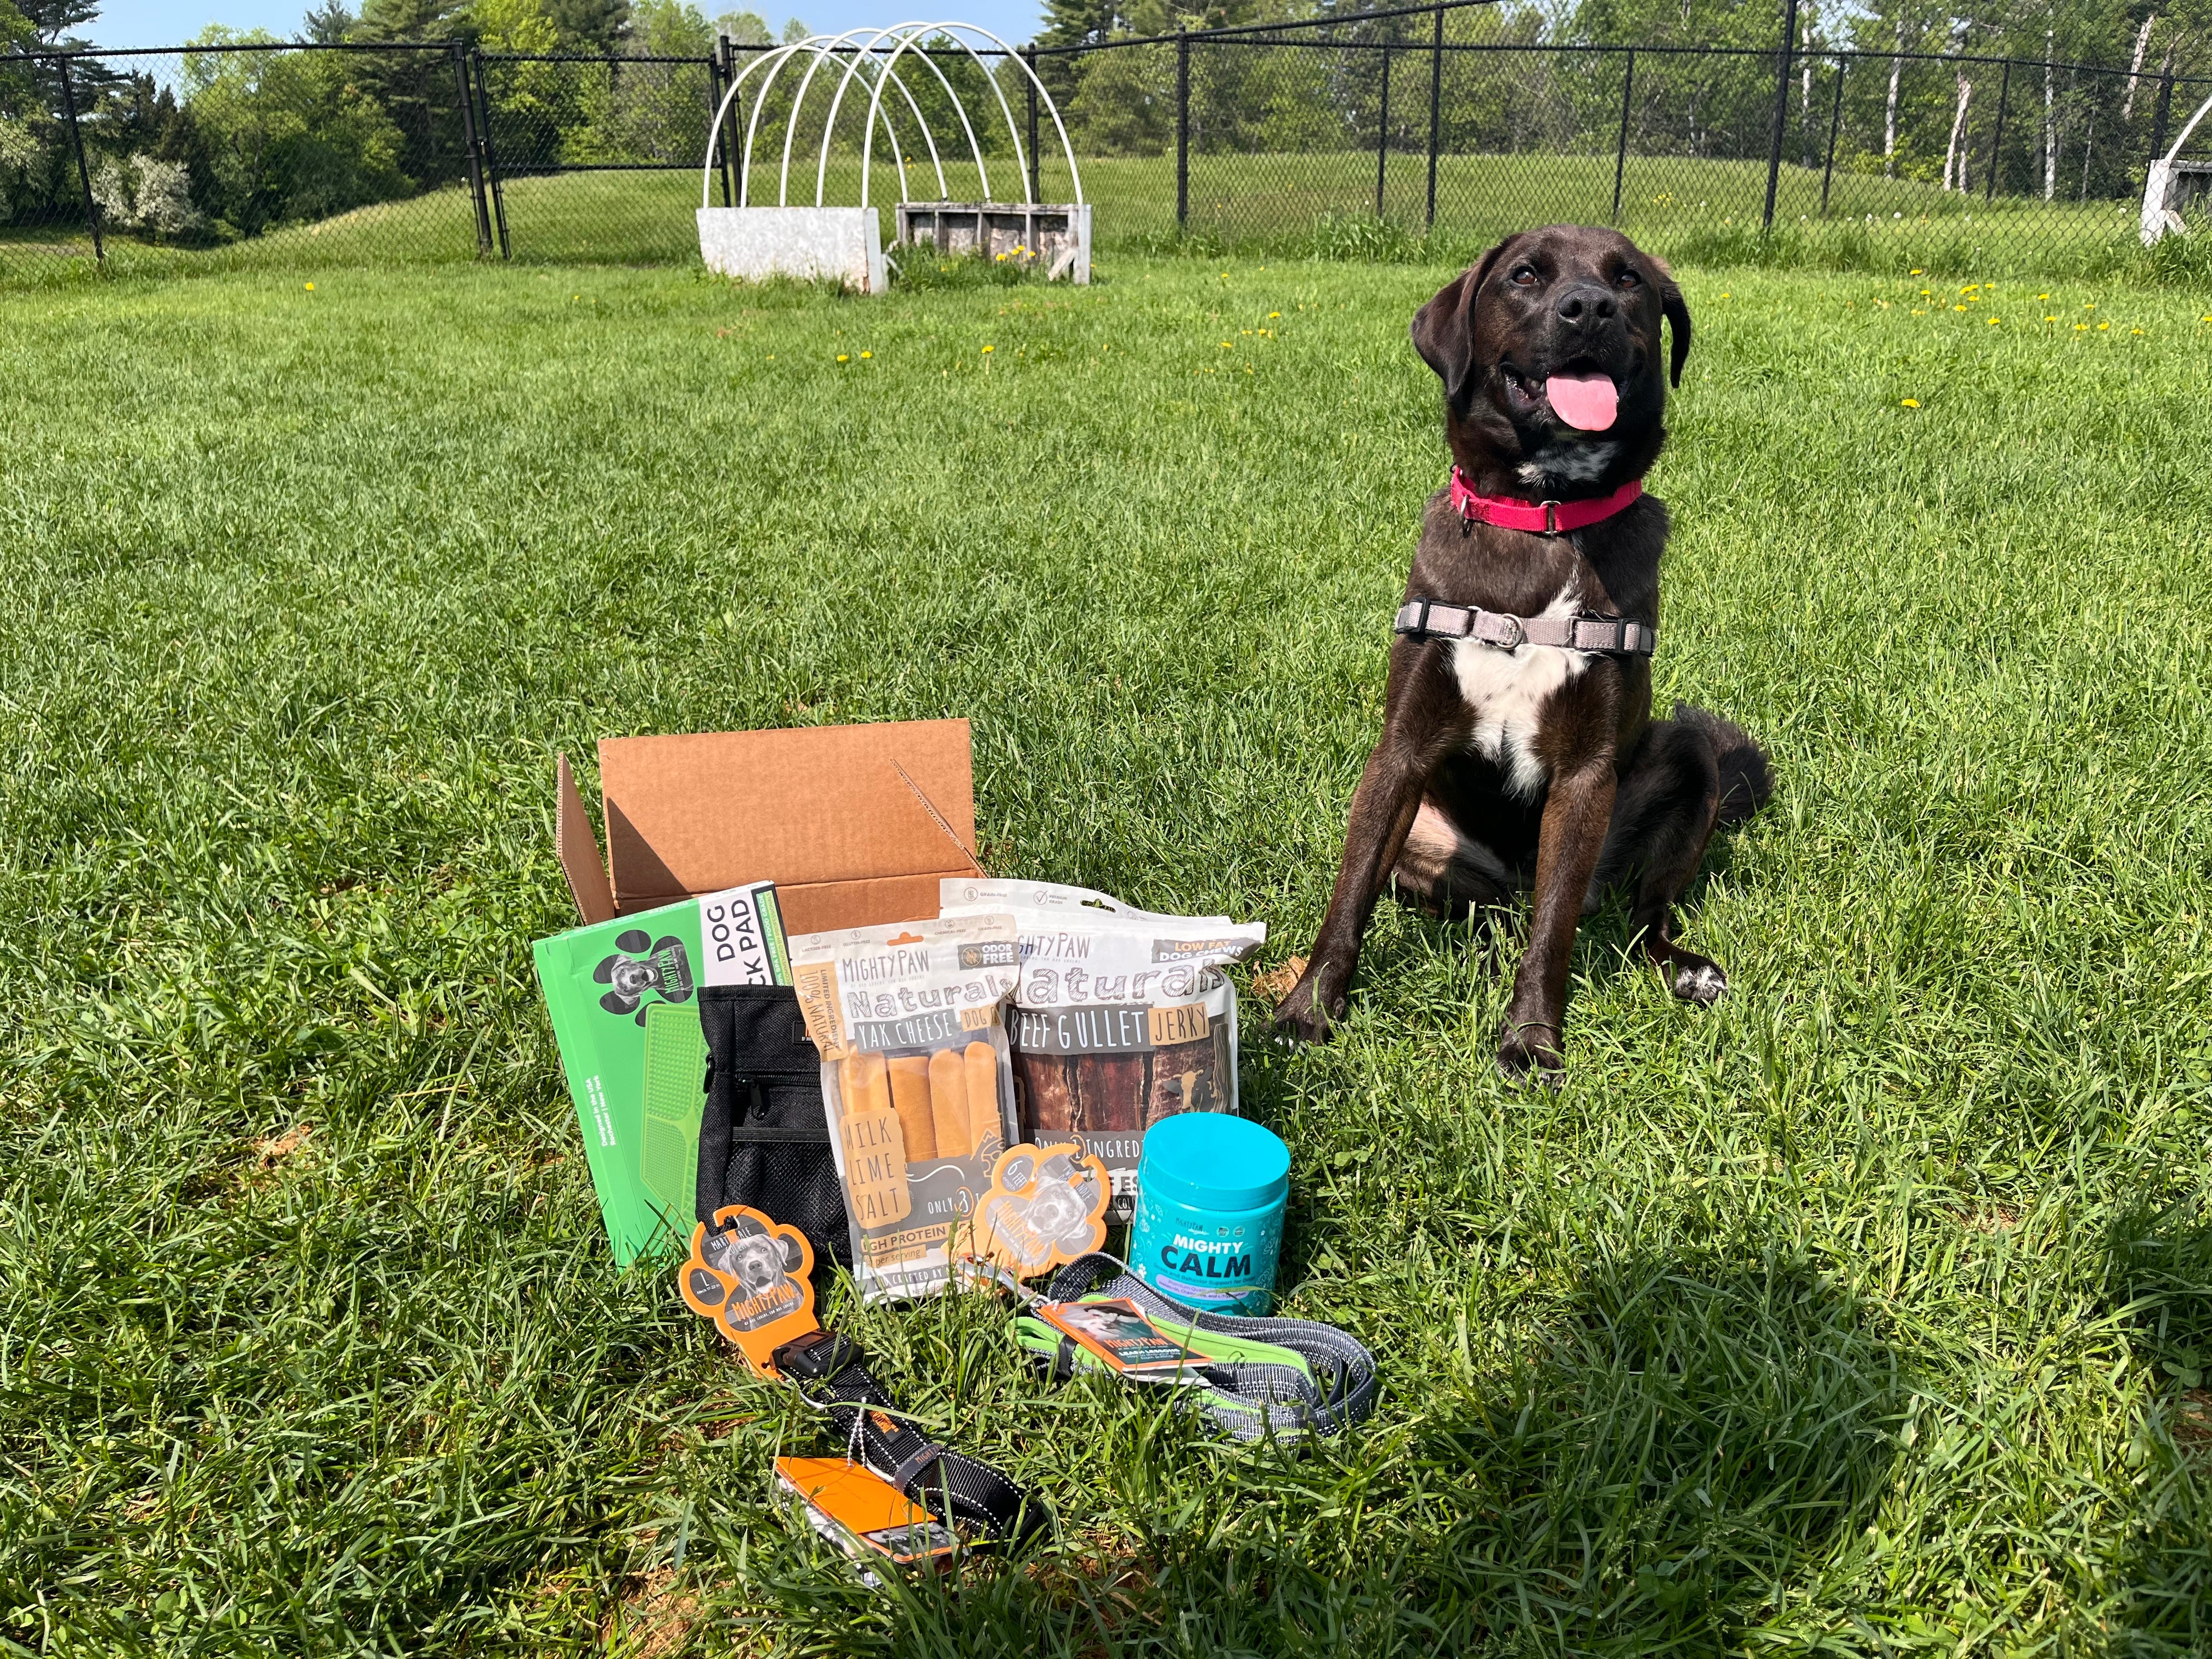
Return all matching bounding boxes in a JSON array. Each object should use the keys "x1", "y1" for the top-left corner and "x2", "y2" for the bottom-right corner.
[
  {"x1": 556, "y1": 752, "x2": 618, "y2": 925},
  {"x1": 596, "y1": 720, "x2": 981, "y2": 917}
]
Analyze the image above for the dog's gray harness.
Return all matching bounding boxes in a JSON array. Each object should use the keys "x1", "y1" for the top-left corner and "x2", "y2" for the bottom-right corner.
[{"x1": 1393, "y1": 599, "x2": 1657, "y2": 656}]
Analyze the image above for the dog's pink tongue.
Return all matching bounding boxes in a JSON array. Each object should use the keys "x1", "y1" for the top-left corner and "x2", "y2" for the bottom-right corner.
[{"x1": 1545, "y1": 374, "x2": 1618, "y2": 432}]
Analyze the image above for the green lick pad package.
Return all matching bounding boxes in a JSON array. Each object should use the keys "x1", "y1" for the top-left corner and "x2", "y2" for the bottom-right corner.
[{"x1": 532, "y1": 881, "x2": 788, "y2": 1264}]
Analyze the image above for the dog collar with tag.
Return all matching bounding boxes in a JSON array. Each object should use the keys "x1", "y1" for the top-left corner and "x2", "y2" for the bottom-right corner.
[{"x1": 1449, "y1": 467, "x2": 1643, "y2": 535}]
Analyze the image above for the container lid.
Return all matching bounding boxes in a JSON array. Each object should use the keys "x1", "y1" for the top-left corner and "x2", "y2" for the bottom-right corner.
[{"x1": 1139, "y1": 1113, "x2": 1289, "y2": 1213}]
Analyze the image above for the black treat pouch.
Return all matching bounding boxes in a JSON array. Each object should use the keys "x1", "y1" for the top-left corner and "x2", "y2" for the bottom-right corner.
[{"x1": 695, "y1": 985, "x2": 849, "y2": 1266}]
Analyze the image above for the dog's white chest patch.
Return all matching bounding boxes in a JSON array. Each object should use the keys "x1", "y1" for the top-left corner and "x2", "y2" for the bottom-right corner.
[{"x1": 1448, "y1": 587, "x2": 1591, "y2": 798}]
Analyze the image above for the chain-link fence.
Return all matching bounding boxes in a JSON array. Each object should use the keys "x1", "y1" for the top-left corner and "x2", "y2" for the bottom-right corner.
[
  {"x1": 1046, "y1": 4, "x2": 2212, "y2": 273},
  {"x1": 5, "y1": 2, "x2": 2208, "y2": 285}
]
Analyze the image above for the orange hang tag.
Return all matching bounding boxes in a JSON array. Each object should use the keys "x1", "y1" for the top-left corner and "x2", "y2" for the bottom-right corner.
[
  {"x1": 678, "y1": 1204, "x2": 818, "y2": 1376},
  {"x1": 773, "y1": 1457, "x2": 958, "y2": 1570},
  {"x1": 960, "y1": 1141, "x2": 1110, "y2": 1279}
]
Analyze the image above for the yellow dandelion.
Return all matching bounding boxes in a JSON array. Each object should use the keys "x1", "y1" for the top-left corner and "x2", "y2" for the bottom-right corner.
[
  {"x1": 2044, "y1": 315, "x2": 2057, "y2": 321},
  {"x1": 2098, "y1": 322, "x2": 2109, "y2": 331},
  {"x1": 1900, "y1": 398, "x2": 1920, "y2": 408},
  {"x1": 1910, "y1": 267, "x2": 1924, "y2": 274},
  {"x1": 303, "y1": 281, "x2": 315, "y2": 291},
  {"x1": 836, "y1": 354, "x2": 848, "y2": 362},
  {"x1": 1268, "y1": 311, "x2": 1280, "y2": 319},
  {"x1": 2073, "y1": 324, "x2": 2086, "y2": 332},
  {"x1": 1719, "y1": 292, "x2": 1730, "y2": 298},
  {"x1": 982, "y1": 344, "x2": 994, "y2": 353},
  {"x1": 1954, "y1": 304, "x2": 1968, "y2": 312},
  {"x1": 2038, "y1": 292, "x2": 2050, "y2": 300},
  {"x1": 860, "y1": 350, "x2": 872, "y2": 359},
  {"x1": 2132, "y1": 328, "x2": 2143, "y2": 335},
  {"x1": 1220, "y1": 341, "x2": 1232, "y2": 348},
  {"x1": 2085, "y1": 302, "x2": 2096, "y2": 309},
  {"x1": 1987, "y1": 317, "x2": 1999, "y2": 325}
]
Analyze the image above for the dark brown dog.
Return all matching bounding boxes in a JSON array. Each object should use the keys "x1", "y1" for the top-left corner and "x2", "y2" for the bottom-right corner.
[{"x1": 1272, "y1": 225, "x2": 1770, "y2": 1080}]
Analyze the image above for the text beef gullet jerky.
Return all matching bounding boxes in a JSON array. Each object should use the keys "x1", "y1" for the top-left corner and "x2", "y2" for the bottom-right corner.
[{"x1": 937, "y1": 881, "x2": 1265, "y2": 1220}]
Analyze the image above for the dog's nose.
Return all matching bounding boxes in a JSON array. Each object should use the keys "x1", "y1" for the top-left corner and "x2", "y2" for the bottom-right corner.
[{"x1": 1554, "y1": 284, "x2": 1617, "y2": 328}]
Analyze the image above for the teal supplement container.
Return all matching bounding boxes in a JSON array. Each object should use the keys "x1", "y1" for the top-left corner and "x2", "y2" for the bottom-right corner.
[{"x1": 1129, "y1": 1114, "x2": 1290, "y2": 1316}]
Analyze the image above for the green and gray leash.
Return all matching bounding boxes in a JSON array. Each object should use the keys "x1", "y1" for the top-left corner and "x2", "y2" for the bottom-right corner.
[{"x1": 1007, "y1": 1252, "x2": 1379, "y2": 1448}]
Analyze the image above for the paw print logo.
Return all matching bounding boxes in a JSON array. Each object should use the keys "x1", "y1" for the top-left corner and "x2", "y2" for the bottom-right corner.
[
  {"x1": 594, "y1": 929, "x2": 695, "y2": 1024},
  {"x1": 680, "y1": 1206, "x2": 812, "y2": 1338},
  {"x1": 971, "y1": 1142, "x2": 1109, "y2": 1276}
]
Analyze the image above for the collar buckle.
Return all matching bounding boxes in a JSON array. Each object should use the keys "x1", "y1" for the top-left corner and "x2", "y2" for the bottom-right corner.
[{"x1": 1541, "y1": 500, "x2": 1562, "y2": 535}]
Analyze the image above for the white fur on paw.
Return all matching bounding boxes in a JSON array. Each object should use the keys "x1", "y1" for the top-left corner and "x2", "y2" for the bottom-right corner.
[{"x1": 1673, "y1": 963, "x2": 1727, "y2": 1005}]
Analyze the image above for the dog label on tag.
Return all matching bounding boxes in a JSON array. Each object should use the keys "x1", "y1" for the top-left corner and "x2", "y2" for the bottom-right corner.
[
  {"x1": 678, "y1": 1204, "x2": 817, "y2": 1376},
  {"x1": 961, "y1": 1141, "x2": 1110, "y2": 1278}
]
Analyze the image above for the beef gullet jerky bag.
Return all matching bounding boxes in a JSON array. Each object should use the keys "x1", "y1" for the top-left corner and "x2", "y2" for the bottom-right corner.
[
  {"x1": 788, "y1": 913, "x2": 1022, "y2": 1302},
  {"x1": 938, "y1": 880, "x2": 1265, "y2": 1220}
]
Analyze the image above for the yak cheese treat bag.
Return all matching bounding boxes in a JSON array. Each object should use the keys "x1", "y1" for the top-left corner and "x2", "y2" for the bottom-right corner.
[
  {"x1": 788, "y1": 913, "x2": 1022, "y2": 1302},
  {"x1": 938, "y1": 880, "x2": 1265, "y2": 1219}
]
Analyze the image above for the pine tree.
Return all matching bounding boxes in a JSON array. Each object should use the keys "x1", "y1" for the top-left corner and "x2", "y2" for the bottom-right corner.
[{"x1": 544, "y1": 0, "x2": 630, "y2": 51}]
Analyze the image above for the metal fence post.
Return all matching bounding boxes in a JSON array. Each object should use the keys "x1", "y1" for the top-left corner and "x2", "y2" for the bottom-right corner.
[
  {"x1": 1025, "y1": 47, "x2": 1041, "y2": 202},
  {"x1": 1611, "y1": 48, "x2": 1634, "y2": 223},
  {"x1": 1819, "y1": 55, "x2": 1844, "y2": 216},
  {"x1": 1176, "y1": 30, "x2": 1189, "y2": 230},
  {"x1": 1425, "y1": 5, "x2": 1442, "y2": 228},
  {"x1": 471, "y1": 50, "x2": 510, "y2": 258},
  {"x1": 57, "y1": 57, "x2": 103, "y2": 263},
  {"x1": 718, "y1": 38, "x2": 745, "y2": 205},
  {"x1": 1376, "y1": 45, "x2": 1390, "y2": 219},
  {"x1": 2148, "y1": 71, "x2": 2173, "y2": 167},
  {"x1": 452, "y1": 42, "x2": 493, "y2": 256},
  {"x1": 709, "y1": 38, "x2": 731, "y2": 207},
  {"x1": 1984, "y1": 58, "x2": 2010, "y2": 200},
  {"x1": 1762, "y1": 0, "x2": 1799, "y2": 230}
]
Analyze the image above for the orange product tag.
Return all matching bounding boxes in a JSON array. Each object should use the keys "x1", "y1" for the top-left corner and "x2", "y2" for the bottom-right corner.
[
  {"x1": 678, "y1": 1204, "x2": 818, "y2": 1376},
  {"x1": 773, "y1": 1457, "x2": 958, "y2": 1567},
  {"x1": 960, "y1": 1141, "x2": 1110, "y2": 1279}
]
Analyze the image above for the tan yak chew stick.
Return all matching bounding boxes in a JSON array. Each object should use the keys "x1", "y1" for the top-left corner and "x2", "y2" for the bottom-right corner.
[
  {"x1": 838, "y1": 1052, "x2": 911, "y2": 1226},
  {"x1": 888, "y1": 1055, "x2": 937, "y2": 1163},
  {"x1": 927, "y1": 1047, "x2": 971, "y2": 1159},
  {"x1": 964, "y1": 1041, "x2": 1003, "y2": 1159}
]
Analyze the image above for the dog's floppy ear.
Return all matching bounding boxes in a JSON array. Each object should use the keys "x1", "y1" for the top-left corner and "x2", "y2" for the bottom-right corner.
[
  {"x1": 1652, "y1": 255, "x2": 1691, "y2": 388},
  {"x1": 1411, "y1": 238, "x2": 1510, "y2": 407}
]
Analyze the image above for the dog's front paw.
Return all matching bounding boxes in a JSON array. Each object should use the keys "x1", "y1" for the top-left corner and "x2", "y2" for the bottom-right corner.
[
  {"x1": 1665, "y1": 953, "x2": 1728, "y2": 1007},
  {"x1": 1269, "y1": 968, "x2": 1344, "y2": 1046},
  {"x1": 1496, "y1": 1023, "x2": 1564, "y2": 1087}
]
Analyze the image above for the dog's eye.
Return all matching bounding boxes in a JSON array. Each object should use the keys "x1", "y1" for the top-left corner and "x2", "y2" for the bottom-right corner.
[
  {"x1": 1616, "y1": 269, "x2": 1643, "y2": 289},
  {"x1": 1509, "y1": 265, "x2": 1538, "y2": 287}
]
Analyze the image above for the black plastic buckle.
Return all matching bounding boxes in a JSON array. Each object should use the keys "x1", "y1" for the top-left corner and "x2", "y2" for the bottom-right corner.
[{"x1": 772, "y1": 1328, "x2": 864, "y2": 1382}]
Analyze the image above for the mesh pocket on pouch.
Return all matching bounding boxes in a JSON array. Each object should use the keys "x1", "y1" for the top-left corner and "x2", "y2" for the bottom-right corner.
[{"x1": 696, "y1": 984, "x2": 849, "y2": 1267}]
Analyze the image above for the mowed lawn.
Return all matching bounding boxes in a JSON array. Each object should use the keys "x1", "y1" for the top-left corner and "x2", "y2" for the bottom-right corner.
[{"x1": 2, "y1": 255, "x2": 2209, "y2": 1656}]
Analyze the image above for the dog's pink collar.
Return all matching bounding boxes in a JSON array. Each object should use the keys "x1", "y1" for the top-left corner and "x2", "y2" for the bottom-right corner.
[{"x1": 1449, "y1": 467, "x2": 1643, "y2": 535}]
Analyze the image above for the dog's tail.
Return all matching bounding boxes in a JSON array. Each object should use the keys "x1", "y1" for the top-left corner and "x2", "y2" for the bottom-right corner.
[{"x1": 1674, "y1": 701, "x2": 1774, "y2": 828}]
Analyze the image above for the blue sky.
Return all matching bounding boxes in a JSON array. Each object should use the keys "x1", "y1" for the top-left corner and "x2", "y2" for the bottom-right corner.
[{"x1": 87, "y1": 0, "x2": 1048, "y2": 50}]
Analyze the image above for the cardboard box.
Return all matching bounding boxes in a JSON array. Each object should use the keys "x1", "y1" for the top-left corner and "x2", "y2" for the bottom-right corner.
[{"x1": 535, "y1": 721, "x2": 984, "y2": 1263}]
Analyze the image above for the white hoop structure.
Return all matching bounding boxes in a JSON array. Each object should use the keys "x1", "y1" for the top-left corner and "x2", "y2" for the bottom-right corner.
[
  {"x1": 2141, "y1": 88, "x2": 2212, "y2": 244},
  {"x1": 699, "y1": 21, "x2": 1084, "y2": 213}
]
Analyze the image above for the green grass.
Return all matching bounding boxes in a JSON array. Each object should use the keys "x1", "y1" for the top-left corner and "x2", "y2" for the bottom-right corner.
[
  {"x1": 2, "y1": 147, "x2": 2183, "y2": 287},
  {"x1": 3, "y1": 255, "x2": 2211, "y2": 1656}
]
